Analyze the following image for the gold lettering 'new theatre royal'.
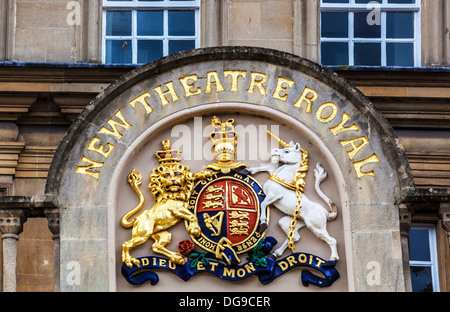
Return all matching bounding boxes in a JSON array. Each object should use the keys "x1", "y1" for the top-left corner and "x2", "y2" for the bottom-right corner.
[{"x1": 76, "y1": 69, "x2": 380, "y2": 181}]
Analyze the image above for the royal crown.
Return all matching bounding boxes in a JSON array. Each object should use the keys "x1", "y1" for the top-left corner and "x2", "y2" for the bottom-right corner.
[
  {"x1": 210, "y1": 116, "x2": 237, "y2": 146},
  {"x1": 209, "y1": 116, "x2": 238, "y2": 162},
  {"x1": 155, "y1": 139, "x2": 181, "y2": 163}
]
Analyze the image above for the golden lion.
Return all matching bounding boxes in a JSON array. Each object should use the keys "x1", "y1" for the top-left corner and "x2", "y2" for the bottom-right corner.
[{"x1": 121, "y1": 160, "x2": 201, "y2": 268}]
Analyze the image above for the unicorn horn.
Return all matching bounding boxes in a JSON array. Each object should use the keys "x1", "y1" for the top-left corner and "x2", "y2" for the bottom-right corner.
[{"x1": 267, "y1": 130, "x2": 291, "y2": 148}]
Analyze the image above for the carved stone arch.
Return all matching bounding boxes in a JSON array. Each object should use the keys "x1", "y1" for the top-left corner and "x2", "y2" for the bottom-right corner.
[{"x1": 45, "y1": 47, "x2": 414, "y2": 291}]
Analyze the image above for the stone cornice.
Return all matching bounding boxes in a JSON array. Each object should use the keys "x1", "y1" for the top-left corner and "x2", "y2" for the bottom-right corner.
[
  {"x1": 0, "y1": 62, "x2": 137, "y2": 83},
  {"x1": 0, "y1": 195, "x2": 57, "y2": 218}
]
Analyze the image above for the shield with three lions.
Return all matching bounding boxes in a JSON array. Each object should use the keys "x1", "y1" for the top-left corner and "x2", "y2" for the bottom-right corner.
[{"x1": 188, "y1": 172, "x2": 266, "y2": 261}]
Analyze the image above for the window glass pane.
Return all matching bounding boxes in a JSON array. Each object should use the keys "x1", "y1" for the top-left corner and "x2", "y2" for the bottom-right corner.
[
  {"x1": 169, "y1": 40, "x2": 196, "y2": 54},
  {"x1": 354, "y1": 12, "x2": 381, "y2": 38},
  {"x1": 355, "y1": 0, "x2": 372, "y2": 3},
  {"x1": 321, "y1": 12, "x2": 348, "y2": 38},
  {"x1": 137, "y1": 11, "x2": 164, "y2": 36},
  {"x1": 168, "y1": 11, "x2": 195, "y2": 36},
  {"x1": 387, "y1": 43, "x2": 414, "y2": 67},
  {"x1": 321, "y1": 42, "x2": 348, "y2": 66},
  {"x1": 138, "y1": 40, "x2": 163, "y2": 64},
  {"x1": 106, "y1": 11, "x2": 132, "y2": 36},
  {"x1": 410, "y1": 266, "x2": 433, "y2": 292},
  {"x1": 105, "y1": 40, "x2": 132, "y2": 64},
  {"x1": 387, "y1": 12, "x2": 414, "y2": 38},
  {"x1": 409, "y1": 228, "x2": 431, "y2": 261},
  {"x1": 354, "y1": 43, "x2": 381, "y2": 66}
]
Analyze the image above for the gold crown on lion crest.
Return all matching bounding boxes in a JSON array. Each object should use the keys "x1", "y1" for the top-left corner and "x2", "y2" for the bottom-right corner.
[{"x1": 155, "y1": 139, "x2": 181, "y2": 163}]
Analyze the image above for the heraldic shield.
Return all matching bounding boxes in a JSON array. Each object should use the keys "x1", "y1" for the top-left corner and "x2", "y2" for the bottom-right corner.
[
  {"x1": 121, "y1": 116, "x2": 340, "y2": 288},
  {"x1": 189, "y1": 173, "x2": 266, "y2": 264}
]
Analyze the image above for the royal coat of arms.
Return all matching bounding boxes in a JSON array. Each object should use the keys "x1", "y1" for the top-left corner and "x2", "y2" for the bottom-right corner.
[
  {"x1": 121, "y1": 116, "x2": 340, "y2": 288},
  {"x1": 189, "y1": 173, "x2": 265, "y2": 266}
]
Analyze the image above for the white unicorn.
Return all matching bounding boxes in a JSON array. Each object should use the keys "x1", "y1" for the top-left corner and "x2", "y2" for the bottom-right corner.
[{"x1": 249, "y1": 135, "x2": 339, "y2": 261}]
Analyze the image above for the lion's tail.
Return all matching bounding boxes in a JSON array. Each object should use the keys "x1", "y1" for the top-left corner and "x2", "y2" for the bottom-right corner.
[
  {"x1": 313, "y1": 163, "x2": 338, "y2": 221},
  {"x1": 121, "y1": 169, "x2": 145, "y2": 228}
]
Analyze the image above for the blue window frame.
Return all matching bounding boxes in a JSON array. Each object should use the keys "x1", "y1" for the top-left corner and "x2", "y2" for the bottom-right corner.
[
  {"x1": 409, "y1": 224, "x2": 440, "y2": 292},
  {"x1": 320, "y1": 0, "x2": 421, "y2": 67},
  {"x1": 103, "y1": 0, "x2": 200, "y2": 65}
]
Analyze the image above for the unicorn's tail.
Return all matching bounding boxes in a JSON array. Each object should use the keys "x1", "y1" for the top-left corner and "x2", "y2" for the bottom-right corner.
[{"x1": 313, "y1": 163, "x2": 338, "y2": 220}]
